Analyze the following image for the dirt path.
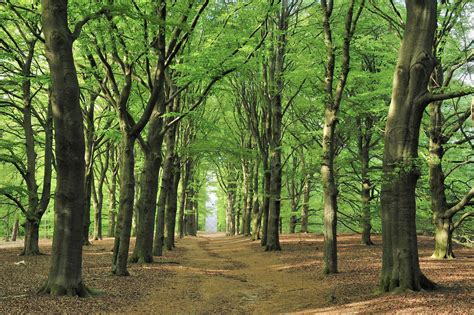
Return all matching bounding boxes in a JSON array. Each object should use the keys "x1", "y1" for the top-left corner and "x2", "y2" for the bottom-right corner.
[
  {"x1": 1, "y1": 233, "x2": 472, "y2": 313},
  {"x1": 128, "y1": 233, "x2": 322, "y2": 314}
]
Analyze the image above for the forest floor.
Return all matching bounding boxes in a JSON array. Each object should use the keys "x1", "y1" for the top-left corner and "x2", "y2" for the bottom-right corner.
[{"x1": 0, "y1": 233, "x2": 472, "y2": 314}]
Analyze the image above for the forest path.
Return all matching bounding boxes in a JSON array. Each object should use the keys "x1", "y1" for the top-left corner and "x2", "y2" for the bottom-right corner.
[{"x1": 128, "y1": 233, "x2": 323, "y2": 314}]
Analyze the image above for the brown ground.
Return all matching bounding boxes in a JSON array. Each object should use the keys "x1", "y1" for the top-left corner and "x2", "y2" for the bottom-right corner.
[{"x1": 0, "y1": 233, "x2": 472, "y2": 314}]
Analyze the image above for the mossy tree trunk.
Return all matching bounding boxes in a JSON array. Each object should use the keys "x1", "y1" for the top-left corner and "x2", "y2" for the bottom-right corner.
[{"x1": 379, "y1": 0, "x2": 437, "y2": 292}]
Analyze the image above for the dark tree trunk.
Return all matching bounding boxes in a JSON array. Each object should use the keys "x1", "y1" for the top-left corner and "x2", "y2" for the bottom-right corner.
[
  {"x1": 11, "y1": 218, "x2": 19, "y2": 242},
  {"x1": 379, "y1": 0, "x2": 437, "y2": 292},
  {"x1": 300, "y1": 173, "x2": 310, "y2": 233},
  {"x1": 107, "y1": 146, "x2": 118, "y2": 237},
  {"x1": 260, "y1": 157, "x2": 270, "y2": 246},
  {"x1": 92, "y1": 151, "x2": 107, "y2": 241},
  {"x1": 39, "y1": 0, "x2": 90, "y2": 296},
  {"x1": 179, "y1": 161, "x2": 190, "y2": 238},
  {"x1": 83, "y1": 97, "x2": 95, "y2": 246},
  {"x1": 226, "y1": 183, "x2": 237, "y2": 236},
  {"x1": 112, "y1": 135, "x2": 136, "y2": 276},
  {"x1": 153, "y1": 138, "x2": 173, "y2": 256},
  {"x1": 130, "y1": 151, "x2": 162, "y2": 263},
  {"x1": 165, "y1": 163, "x2": 180, "y2": 250},
  {"x1": 22, "y1": 220, "x2": 41, "y2": 255},
  {"x1": 358, "y1": 117, "x2": 374, "y2": 246},
  {"x1": 19, "y1": 32, "x2": 52, "y2": 256},
  {"x1": 251, "y1": 160, "x2": 261, "y2": 241}
]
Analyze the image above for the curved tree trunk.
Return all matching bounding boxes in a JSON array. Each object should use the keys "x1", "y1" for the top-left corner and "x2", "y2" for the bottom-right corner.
[
  {"x1": 39, "y1": 0, "x2": 89, "y2": 296},
  {"x1": 379, "y1": 0, "x2": 437, "y2": 292}
]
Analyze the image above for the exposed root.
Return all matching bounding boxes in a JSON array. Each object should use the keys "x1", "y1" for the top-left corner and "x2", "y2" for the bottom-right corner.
[
  {"x1": 265, "y1": 244, "x2": 281, "y2": 251},
  {"x1": 19, "y1": 250, "x2": 43, "y2": 256},
  {"x1": 379, "y1": 273, "x2": 437, "y2": 293},
  {"x1": 37, "y1": 282, "x2": 103, "y2": 297}
]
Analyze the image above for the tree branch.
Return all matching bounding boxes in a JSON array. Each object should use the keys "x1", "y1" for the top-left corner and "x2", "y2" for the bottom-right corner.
[{"x1": 444, "y1": 187, "x2": 474, "y2": 219}]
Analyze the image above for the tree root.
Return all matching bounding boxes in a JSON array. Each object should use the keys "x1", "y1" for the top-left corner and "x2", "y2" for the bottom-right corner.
[
  {"x1": 37, "y1": 282, "x2": 103, "y2": 297},
  {"x1": 265, "y1": 244, "x2": 281, "y2": 251},
  {"x1": 379, "y1": 273, "x2": 437, "y2": 293}
]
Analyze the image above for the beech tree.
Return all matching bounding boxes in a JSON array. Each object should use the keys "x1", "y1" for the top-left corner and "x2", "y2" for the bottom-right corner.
[
  {"x1": 379, "y1": 0, "x2": 473, "y2": 292},
  {"x1": 38, "y1": 0, "x2": 90, "y2": 296}
]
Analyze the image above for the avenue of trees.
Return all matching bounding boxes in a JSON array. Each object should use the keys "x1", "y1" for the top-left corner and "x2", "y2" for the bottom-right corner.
[{"x1": 0, "y1": 0, "x2": 472, "y2": 295}]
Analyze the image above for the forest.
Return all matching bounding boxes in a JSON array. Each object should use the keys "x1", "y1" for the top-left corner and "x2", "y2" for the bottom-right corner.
[{"x1": 0, "y1": 0, "x2": 473, "y2": 313}]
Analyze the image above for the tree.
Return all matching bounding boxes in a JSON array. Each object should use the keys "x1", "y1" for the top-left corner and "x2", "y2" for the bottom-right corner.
[
  {"x1": 319, "y1": 0, "x2": 365, "y2": 274},
  {"x1": 0, "y1": 1, "x2": 53, "y2": 256},
  {"x1": 379, "y1": 0, "x2": 473, "y2": 292},
  {"x1": 38, "y1": 0, "x2": 91, "y2": 296}
]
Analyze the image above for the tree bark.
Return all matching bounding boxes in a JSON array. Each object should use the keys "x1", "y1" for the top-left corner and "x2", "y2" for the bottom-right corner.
[
  {"x1": 165, "y1": 161, "x2": 180, "y2": 250},
  {"x1": 39, "y1": 0, "x2": 90, "y2": 296},
  {"x1": 83, "y1": 95, "x2": 96, "y2": 246},
  {"x1": 153, "y1": 131, "x2": 174, "y2": 256},
  {"x1": 358, "y1": 117, "x2": 374, "y2": 245},
  {"x1": 319, "y1": 0, "x2": 363, "y2": 274},
  {"x1": 11, "y1": 218, "x2": 19, "y2": 242},
  {"x1": 19, "y1": 33, "x2": 52, "y2": 256},
  {"x1": 379, "y1": 0, "x2": 437, "y2": 292},
  {"x1": 112, "y1": 135, "x2": 136, "y2": 276},
  {"x1": 300, "y1": 173, "x2": 310, "y2": 233},
  {"x1": 107, "y1": 146, "x2": 118, "y2": 237},
  {"x1": 179, "y1": 161, "x2": 190, "y2": 238},
  {"x1": 251, "y1": 159, "x2": 261, "y2": 240},
  {"x1": 130, "y1": 150, "x2": 161, "y2": 262}
]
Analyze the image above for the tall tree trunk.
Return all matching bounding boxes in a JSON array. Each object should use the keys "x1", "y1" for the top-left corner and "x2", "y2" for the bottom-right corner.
[
  {"x1": 20, "y1": 36, "x2": 52, "y2": 256},
  {"x1": 39, "y1": 0, "x2": 89, "y2": 296},
  {"x1": 83, "y1": 95, "x2": 96, "y2": 246},
  {"x1": 185, "y1": 182, "x2": 197, "y2": 236},
  {"x1": 379, "y1": 0, "x2": 437, "y2": 292},
  {"x1": 300, "y1": 173, "x2": 310, "y2": 233},
  {"x1": 165, "y1": 161, "x2": 180, "y2": 250},
  {"x1": 92, "y1": 151, "x2": 107, "y2": 241},
  {"x1": 107, "y1": 146, "x2": 118, "y2": 237},
  {"x1": 321, "y1": 107, "x2": 338, "y2": 272},
  {"x1": 130, "y1": 150, "x2": 162, "y2": 263},
  {"x1": 242, "y1": 160, "x2": 253, "y2": 236},
  {"x1": 179, "y1": 161, "x2": 190, "y2": 238},
  {"x1": 319, "y1": 0, "x2": 363, "y2": 274},
  {"x1": 11, "y1": 218, "x2": 19, "y2": 242},
  {"x1": 112, "y1": 135, "x2": 136, "y2": 276},
  {"x1": 153, "y1": 135, "x2": 173, "y2": 256},
  {"x1": 251, "y1": 159, "x2": 261, "y2": 240},
  {"x1": 131, "y1": 178, "x2": 140, "y2": 237},
  {"x1": 226, "y1": 183, "x2": 236, "y2": 236},
  {"x1": 260, "y1": 157, "x2": 270, "y2": 246},
  {"x1": 358, "y1": 117, "x2": 374, "y2": 245}
]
